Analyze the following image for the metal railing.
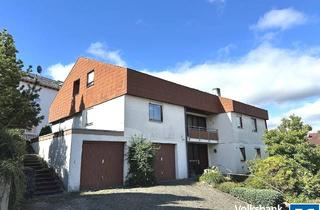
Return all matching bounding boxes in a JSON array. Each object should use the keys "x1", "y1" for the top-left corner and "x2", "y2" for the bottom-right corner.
[{"x1": 187, "y1": 126, "x2": 219, "y2": 141}]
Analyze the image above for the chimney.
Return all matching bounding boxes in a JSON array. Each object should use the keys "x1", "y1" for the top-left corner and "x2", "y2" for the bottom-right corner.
[{"x1": 212, "y1": 88, "x2": 221, "y2": 96}]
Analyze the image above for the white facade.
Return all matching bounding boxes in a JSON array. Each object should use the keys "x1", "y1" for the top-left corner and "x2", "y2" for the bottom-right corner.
[
  {"x1": 33, "y1": 94, "x2": 267, "y2": 191},
  {"x1": 208, "y1": 112, "x2": 267, "y2": 174},
  {"x1": 124, "y1": 95, "x2": 188, "y2": 179},
  {"x1": 20, "y1": 81, "x2": 59, "y2": 138}
]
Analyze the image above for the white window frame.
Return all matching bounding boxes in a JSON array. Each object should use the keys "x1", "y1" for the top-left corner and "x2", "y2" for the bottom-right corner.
[
  {"x1": 87, "y1": 70, "x2": 94, "y2": 87},
  {"x1": 252, "y1": 118, "x2": 258, "y2": 132},
  {"x1": 149, "y1": 103, "x2": 163, "y2": 122},
  {"x1": 236, "y1": 115, "x2": 243, "y2": 129}
]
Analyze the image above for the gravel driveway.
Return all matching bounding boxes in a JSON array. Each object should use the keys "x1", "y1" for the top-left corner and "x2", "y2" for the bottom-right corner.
[{"x1": 23, "y1": 180, "x2": 246, "y2": 210}]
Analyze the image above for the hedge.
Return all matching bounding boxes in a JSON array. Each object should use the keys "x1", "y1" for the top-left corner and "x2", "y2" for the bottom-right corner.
[
  {"x1": 217, "y1": 182, "x2": 240, "y2": 193},
  {"x1": 230, "y1": 187, "x2": 284, "y2": 207}
]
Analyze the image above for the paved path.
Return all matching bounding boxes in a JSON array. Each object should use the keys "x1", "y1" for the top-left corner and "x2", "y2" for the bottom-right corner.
[{"x1": 23, "y1": 180, "x2": 246, "y2": 210}]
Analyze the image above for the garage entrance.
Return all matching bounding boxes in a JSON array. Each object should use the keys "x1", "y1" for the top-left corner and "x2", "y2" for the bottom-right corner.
[
  {"x1": 80, "y1": 141, "x2": 124, "y2": 190},
  {"x1": 154, "y1": 144, "x2": 176, "y2": 182},
  {"x1": 188, "y1": 143, "x2": 208, "y2": 177}
]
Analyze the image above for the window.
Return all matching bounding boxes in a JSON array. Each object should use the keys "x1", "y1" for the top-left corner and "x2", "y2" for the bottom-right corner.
[
  {"x1": 264, "y1": 120, "x2": 268, "y2": 130},
  {"x1": 149, "y1": 103, "x2": 162, "y2": 122},
  {"x1": 187, "y1": 115, "x2": 207, "y2": 130},
  {"x1": 87, "y1": 70, "x2": 94, "y2": 87},
  {"x1": 73, "y1": 79, "x2": 80, "y2": 96},
  {"x1": 255, "y1": 148, "x2": 261, "y2": 159},
  {"x1": 252, "y1": 118, "x2": 258, "y2": 132},
  {"x1": 236, "y1": 115, "x2": 243, "y2": 128},
  {"x1": 86, "y1": 108, "x2": 93, "y2": 126},
  {"x1": 240, "y1": 147, "x2": 246, "y2": 161}
]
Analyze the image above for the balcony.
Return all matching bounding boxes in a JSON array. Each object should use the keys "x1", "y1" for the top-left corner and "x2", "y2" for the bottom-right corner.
[{"x1": 187, "y1": 126, "x2": 219, "y2": 143}]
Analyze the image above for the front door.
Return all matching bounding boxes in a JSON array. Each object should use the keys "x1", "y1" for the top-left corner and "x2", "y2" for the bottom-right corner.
[{"x1": 188, "y1": 143, "x2": 208, "y2": 177}]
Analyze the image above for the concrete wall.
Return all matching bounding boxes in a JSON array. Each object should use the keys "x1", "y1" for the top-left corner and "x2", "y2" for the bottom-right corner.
[
  {"x1": 83, "y1": 96, "x2": 125, "y2": 131},
  {"x1": 20, "y1": 81, "x2": 58, "y2": 136},
  {"x1": 31, "y1": 134, "x2": 72, "y2": 188},
  {"x1": 124, "y1": 95, "x2": 188, "y2": 179},
  {"x1": 207, "y1": 112, "x2": 267, "y2": 174},
  {"x1": 51, "y1": 96, "x2": 125, "y2": 133}
]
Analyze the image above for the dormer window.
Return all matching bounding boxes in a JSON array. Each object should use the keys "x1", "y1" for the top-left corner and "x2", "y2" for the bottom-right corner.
[{"x1": 87, "y1": 70, "x2": 94, "y2": 87}]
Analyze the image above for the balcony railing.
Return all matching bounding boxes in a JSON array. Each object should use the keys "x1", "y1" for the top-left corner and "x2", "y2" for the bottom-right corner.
[{"x1": 187, "y1": 126, "x2": 219, "y2": 141}]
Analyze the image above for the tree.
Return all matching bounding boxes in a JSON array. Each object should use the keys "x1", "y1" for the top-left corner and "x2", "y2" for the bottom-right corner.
[
  {"x1": 0, "y1": 29, "x2": 43, "y2": 130},
  {"x1": 248, "y1": 115, "x2": 320, "y2": 200},
  {"x1": 0, "y1": 29, "x2": 43, "y2": 210},
  {"x1": 264, "y1": 115, "x2": 320, "y2": 174}
]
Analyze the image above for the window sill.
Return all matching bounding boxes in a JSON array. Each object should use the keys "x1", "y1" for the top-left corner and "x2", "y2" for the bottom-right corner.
[{"x1": 149, "y1": 119, "x2": 163, "y2": 123}]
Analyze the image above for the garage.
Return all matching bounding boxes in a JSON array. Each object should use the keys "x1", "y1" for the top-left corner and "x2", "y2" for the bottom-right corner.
[
  {"x1": 154, "y1": 144, "x2": 176, "y2": 182},
  {"x1": 80, "y1": 141, "x2": 124, "y2": 190}
]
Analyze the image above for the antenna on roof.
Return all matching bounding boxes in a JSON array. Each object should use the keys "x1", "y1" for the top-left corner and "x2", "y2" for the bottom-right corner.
[{"x1": 212, "y1": 88, "x2": 221, "y2": 97}]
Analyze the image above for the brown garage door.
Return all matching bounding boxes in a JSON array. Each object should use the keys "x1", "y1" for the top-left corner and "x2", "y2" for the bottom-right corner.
[
  {"x1": 80, "y1": 141, "x2": 124, "y2": 190},
  {"x1": 154, "y1": 144, "x2": 176, "y2": 182}
]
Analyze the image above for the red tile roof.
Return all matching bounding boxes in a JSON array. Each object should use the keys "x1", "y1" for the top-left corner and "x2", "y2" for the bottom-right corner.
[
  {"x1": 49, "y1": 57, "x2": 268, "y2": 123},
  {"x1": 308, "y1": 133, "x2": 320, "y2": 145}
]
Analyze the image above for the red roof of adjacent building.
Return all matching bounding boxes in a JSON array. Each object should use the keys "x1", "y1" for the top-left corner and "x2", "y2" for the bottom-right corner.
[
  {"x1": 308, "y1": 133, "x2": 320, "y2": 145},
  {"x1": 49, "y1": 57, "x2": 269, "y2": 123}
]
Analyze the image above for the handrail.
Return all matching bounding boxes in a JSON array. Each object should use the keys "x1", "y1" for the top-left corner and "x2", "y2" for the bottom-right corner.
[
  {"x1": 187, "y1": 126, "x2": 219, "y2": 140},
  {"x1": 187, "y1": 126, "x2": 218, "y2": 132}
]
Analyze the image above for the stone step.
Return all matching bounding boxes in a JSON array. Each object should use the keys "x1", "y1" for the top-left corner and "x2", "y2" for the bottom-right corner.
[
  {"x1": 35, "y1": 184, "x2": 61, "y2": 191},
  {"x1": 33, "y1": 189, "x2": 63, "y2": 196}
]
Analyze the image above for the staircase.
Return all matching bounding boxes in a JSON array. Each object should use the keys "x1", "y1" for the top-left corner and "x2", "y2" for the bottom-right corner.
[{"x1": 23, "y1": 154, "x2": 63, "y2": 196}]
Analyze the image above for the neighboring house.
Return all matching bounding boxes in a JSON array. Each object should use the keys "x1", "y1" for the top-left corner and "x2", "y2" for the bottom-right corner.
[
  {"x1": 31, "y1": 57, "x2": 269, "y2": 192},
  {"x1": 308, "y1": 133, "x2": 320, "y2": 145},
  {"x1": 20, "y1": 73, "x2": 61, "y2": 139}
]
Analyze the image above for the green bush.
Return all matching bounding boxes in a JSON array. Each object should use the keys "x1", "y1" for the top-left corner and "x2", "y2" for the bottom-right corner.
[
  {"x1": 248, "y1": 156, "x2": 308, "y2": 194},
  {"x1": 199, "y1": 167, "x2": 224, "y2": 187},
  {"x1": 39, "y1": 125, "x2": 52, "y2": 136},
  {"x1": 230, "y1": 187, "x2": 284, "y2": 207},
  {"x1": 126, "y1": 136, "x2": 158, "y2": 186},
  {"x1": 217, "y1": 182, "x2": 239, "y2": 193}
]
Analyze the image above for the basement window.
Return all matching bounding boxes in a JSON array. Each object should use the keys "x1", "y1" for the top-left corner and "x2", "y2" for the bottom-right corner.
[
  {"x1": 236, "y1": 115, "x2": 243, "y2": 129},
  {"x1": 252, "y1": 118, "x2": 258, "y2": 132},
  {"x1": 240, "y1": 147, "x2": 246, "y2": 161},
  {"x1": 149, "y1": 103, "x2": 163, "y2": 122},
  {"x1": 73, "y1": 79, "x2": 80, "y2": 96},
  {"x1": 87, "y1": 70, "x2": 94, "y2": 87}
]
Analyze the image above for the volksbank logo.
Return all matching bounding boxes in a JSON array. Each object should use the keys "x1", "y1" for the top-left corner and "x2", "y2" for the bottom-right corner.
[
  {"x1": 290, "y1": 204, "x2": 319, "y2": 210},
  {"x1": 235, "y1": 203, "x2": 320, "y2": 210}
]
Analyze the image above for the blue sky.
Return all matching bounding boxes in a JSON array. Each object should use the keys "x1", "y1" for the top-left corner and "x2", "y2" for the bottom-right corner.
[{"x1": 1, "y1": 0, "x2": 320, "y2": 130}]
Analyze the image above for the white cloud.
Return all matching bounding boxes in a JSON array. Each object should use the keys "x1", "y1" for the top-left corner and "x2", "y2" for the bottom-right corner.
[
  {"x1": 268, "y1": 99, "x2": 320, "y2": 131},
  {"x1": 253, "y1": 8, "x2": 307, "y2": 31},
  {"x1": 47, "y1": 62, "x2": 74, "y2": 81},
  {"x1": 87, "y1": 42, "x2": 127, "y2": 67},
  {"x1": 143, "y1": 42, "x2": 320, "y2": 129},
  {"x1": 145, "y1": 42, "x2": 320, "y2": 107},
  {"x1": 217, "y1": 44, "x2": 236, "y2": 57}
]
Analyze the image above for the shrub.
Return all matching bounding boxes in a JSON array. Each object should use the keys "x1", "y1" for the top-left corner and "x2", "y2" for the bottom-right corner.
[
  {"x1": 126, "y1": 136, "x2": 158, "y2": 186},
  {"x1": 230, "y1": 187, "x2": 284, "y2": 207},
  {"x1": 199, "y1": 167, "x2": 224, "y2": 187},
  {"x1": 248, "y1": 156, "x2": 309, "y2": 194},
  {"x1": 39, "y1": 125, "x2": 52, "y2": 136},
  {"x1": 244, "y1": 176, "x2": 267, "y2": 189},
  {"x1": 217, "y1": 182, "x2": 239, "y2": 193},
  {"x1": 302, "y1": 172, "x2": 320, "y2": 198}
]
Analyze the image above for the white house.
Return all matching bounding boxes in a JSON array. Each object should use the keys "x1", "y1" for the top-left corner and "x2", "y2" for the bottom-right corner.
[
  {"x1": 31, "y1": 57, "x2": 268, "y2": 192},
  {"x1": 20, "y1": 73, "x2": 61, "y2": 139}
]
